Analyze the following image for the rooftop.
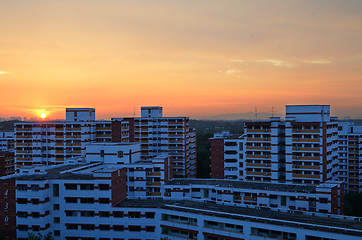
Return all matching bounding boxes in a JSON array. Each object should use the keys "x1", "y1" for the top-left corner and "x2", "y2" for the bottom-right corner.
[
  {"x1": 117, "y1": 199, "x2": 362, "y2": 236},
  {"x1": 165, "y1": 179, "x2": 317, "y2": 193},
  {"x1": 4, "y1": 164, "x2": 94, "y2": 181}
]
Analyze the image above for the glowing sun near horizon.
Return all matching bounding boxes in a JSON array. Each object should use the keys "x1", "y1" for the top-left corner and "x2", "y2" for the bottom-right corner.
[{"x1": 40, "y1": 113, "x2": 47, "y2": 119}]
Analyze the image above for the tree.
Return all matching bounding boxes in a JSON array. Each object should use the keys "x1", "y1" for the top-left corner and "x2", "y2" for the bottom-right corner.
[{"x1": 344, "y1": 191, "x2": 362, "y2": 217}]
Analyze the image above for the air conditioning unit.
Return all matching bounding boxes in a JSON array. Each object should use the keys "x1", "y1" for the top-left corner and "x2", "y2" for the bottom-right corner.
[
  {"x1": 264, "y1": 164, "x2": 268, "y2": 167},
  {"x1": 265, "y1": 129, "x2": 268, "y2": 132},
  {"x1": 296, "y1": 129, "x2": 299, "y2": 132},
  {"x1": 265, "y1": 146, "x2": 268, "y2": 149},
  {"x1": 296, "y1": 147, "x2": 299, "y2": 150},
  {"x1": 296, "y1": 165, "x2": 300, "y2": 168},
  {"x1": 264, "y1": 173, "x2": 268, "y2": 176},
  {"x1": 67, "y1": 150, "x2": 71, "y2": 153},
  {"x1": 296, "y1": 156, "x2": 300, "y2": 159},
  {"x1": 296, "y1": 138, "x2": 299, "y2": 141}
]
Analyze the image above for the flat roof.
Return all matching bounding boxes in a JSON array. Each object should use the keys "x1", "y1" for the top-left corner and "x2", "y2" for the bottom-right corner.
[
  {"x1": 6, "y1": 164, "x2": 93, "y2": 181},
  {"x1": 117, "y1": 199, "x2": 362, "y2": 236},
  {"x1": 165, "y1": 179, "x2": 317, "y2": 193}
]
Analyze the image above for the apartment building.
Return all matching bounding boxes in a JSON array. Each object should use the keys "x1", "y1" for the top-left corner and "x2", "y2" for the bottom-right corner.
[
  {"x1": 164, "y1": 179, "x2": 344, "y2": 214},
  {"x1": 209, "y1": 131, "x2": 245, "y2": 180},
  {"x1": 14, "y1": 107, "x2": 196, "y2": 178},
  {"x1": 0, "y1": 151, "x2": 15, "y2": 176},
  {"x1": 210, "y1": 105, "x2": 342, "y2": 187},
  {"x1": 14, "y1": 108, "x2": 97, "y2": 168},
  {"x1": 337, "y1": 122, "x2": 362, "y2": 192},
  {"x1": 285, "y1": 105, "x2": 339, "y2": 185},
  {"x1": 111, "y1": 106, "x2": 196, "y2": 178},
  {"x1": 95, "y1": 121, "x2": 112, "y2": 143},
  {"x1": 0, "y1": 131, "x2": 15, "y2": 151},
  {"x1": 0, "y1": 168, "x2": 360, "y2": 240},
  {"x1": 0, "y1": 142, "x2": 173, "y2": 240}
]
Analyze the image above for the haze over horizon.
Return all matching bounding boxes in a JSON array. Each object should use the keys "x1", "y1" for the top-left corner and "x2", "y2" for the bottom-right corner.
[{"x1": 1, "y1": 0, "x2": 362, "y2": 119}]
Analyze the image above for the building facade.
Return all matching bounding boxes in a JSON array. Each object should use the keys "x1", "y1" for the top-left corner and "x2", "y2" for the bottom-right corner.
[
  {"x1": 164, "y1": 179, "x2": 344, "y2": 214},
  {"x1": 210, "y1": 105, "x2": 348, "y2": 188},
  {"x1": 0, "y1": 165, "x2": 360, "y2": 240},
  {"x1": 111, "y1": 107, "x2": 196, "y2": 178},
  {"x1": 0, "y1": 131, "x2": 15, "y2": 152},
  {"x1": 14, "y1": 108, "x2": 97, "y2": 168},
  {"x1": 0, "y1": 151, "x2": 15, "y2": 176},
  {"x1": 337, "y1": 122, "x2": 362, "y2": 192},
  {"x1": 14, "y1": 107, "x2": 196, "y2": 178}
]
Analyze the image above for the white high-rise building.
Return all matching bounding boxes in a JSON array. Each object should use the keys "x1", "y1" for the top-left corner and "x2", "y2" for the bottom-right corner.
[
  {"x1": 210, "y1": 105, "x2": 342, "y2": 186},
  {"x1": 14, "y1": 107, "x2": 196, "y2": 178},
  {"x1": 111, "y1": 106, "x2": 196, "y2": 178}
]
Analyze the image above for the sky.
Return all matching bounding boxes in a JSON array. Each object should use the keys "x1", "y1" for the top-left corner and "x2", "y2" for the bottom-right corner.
[{"x1": 1, "y1": 0, "x2": 362, "y2": 120}]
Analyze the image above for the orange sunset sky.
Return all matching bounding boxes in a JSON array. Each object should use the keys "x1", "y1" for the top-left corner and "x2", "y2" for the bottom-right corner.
[{"x1": 1, "y1": 0, "x2": 362, "y2": 120}]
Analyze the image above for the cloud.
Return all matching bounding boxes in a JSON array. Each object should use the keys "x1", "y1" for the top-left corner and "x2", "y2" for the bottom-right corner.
[
  {"x1": 303, "y1": 60, "x2": 331, "y2": 64},
  {"x1": 0, "y1": 70, "x2": 10, "y2": 74},
  {"x1": 230, "y1": 59, "x2": 293, "y2": 67},
  {"x1": 225, "y1": 69, "x2": 238, "y2": 75},
  {"x1": 230, "y1": 59, "x2": 333, "y2": 67}
]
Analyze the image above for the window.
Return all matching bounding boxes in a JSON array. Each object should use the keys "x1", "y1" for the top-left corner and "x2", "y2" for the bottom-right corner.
[
  {"x1": 80, "y1": 184, "x2": 94, "y2": 190},
  {"x1": 65, "y1": 197, "x2": 77, "y2": 203},
  {"x1": 31, "y1": 199, "x2": 39, "y2": 205},
  {"x1": 66, "y1": 224, "x2": 78, "y2": 230},
  {"x1": 18, "y1": 225, "x2": 28, "y2": 231},
  {"x1": 81, "y1": 224, "x2": 95, "y2": 230},
  {"x1": 32, "y1": 212, "x2": 40, "y2": 218},
  {"x1": 113, "y1": 225, "x2": 124, "y2": 231},
  {"x1": 31, "y1": 185, "x2": 39, "y2": 191},
  {"x1": 128, "y1": 212, "x2": 141, "y2": 218},
  {"x1": 53, "y1": 184, "x2": 59, "y2": 197},
  {"x1": 281, "y1": 196, "x2": 286, "y2": 206},
  {"x1": 65, "y1": 211, "x2": 78, "y2": 217},
  {"x1": 100, "y1": 211, "x2": 110, "y2": 217},
  {"x1": 65, "y1": 184, "x2": 77, "y2": 190},
  {"x1": 18, "y1": 212, "x2": 28, "y2": 218},
  {"x1": 54, "y1": 230, "x2": 60, "y2": 237},
  {"x1": 99, "y1": 198, "x2": 110, "y2": 204},
  {"x1": 80, "y1": 198, "x2": 94, "y2": 204},
  {"x1": 54, "y1": 217, "x2": 60, "y2": 223},
  {"x1": 32, "y1": 226, "x2": 40, "y2": 231},
  {"x1": 100, "y1": 225, "x2": 110, "y2": 231},
  {"x1": 81, "y1": 211, "x2": 94, "y2": 217},
  {"x1": 53, "y1": 204, "x2": 60, "y2": 210},
  {"x1": 146, "y1": 226, "x2": 155, "y2": 232},
  {"x1": 320, "y1": 198, "x2": 328, "y2": 204},
  {"x1": 145, "y1": 212, "x2": 155, "y2": 218},
  {"x1": 113, "y1": 211, "x2": 124, "y2": 218},
  {"x1": 17, "y1": 184, "x2": 27, "y2": 191},
  {"x1": 99, "y1": 184, "x2": 109, "y2": 190},
  {"x1": 17, "y1": 198, "x2": 27, "y2": 204},
  {"x1": 129, "y1": 225, "x2": 141, "y2": 232}
]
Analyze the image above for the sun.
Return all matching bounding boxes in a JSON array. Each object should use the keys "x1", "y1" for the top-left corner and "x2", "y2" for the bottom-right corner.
[{"x1": 40, "y1": 113, "x2": 47, "y2": 119}]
